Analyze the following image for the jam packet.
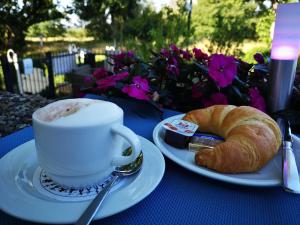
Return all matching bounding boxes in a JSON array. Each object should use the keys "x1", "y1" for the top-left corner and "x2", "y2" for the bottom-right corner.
[
  {"x1": 188, "y1": 133, "x2": 224, "y2": 152},
  {"x1": 163, "y1": 119, "x2": 198, "y2": 149}
]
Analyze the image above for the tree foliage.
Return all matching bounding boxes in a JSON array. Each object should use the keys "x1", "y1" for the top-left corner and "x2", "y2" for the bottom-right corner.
[
  {"x1": 123, "y1": 2, "x2": 191, "y2": 58},
  {"x1": 255, "y1": 0, "x2": 295, "y2": 45},
  {"x1": 192, "y1": 0, "x2": 296, "y2": 54},
  {"x1": 0, "y1": 0, "x2": 64, "y2": 52},
  {"x1": 74, "y1": 0, "x2": 191, "y2": 59},
  {"x1": 192, "y1": 0, "x2": 257, "y2": 54},
  {"x1": 1, "y1": 0, "x2": 296, "y2": 58},
  {"x1": 27, "y1": 19, "x2": 66, "y2": 38},
  {"x1": 73, "y1": 0, "x2": 142, "y2": 42}
]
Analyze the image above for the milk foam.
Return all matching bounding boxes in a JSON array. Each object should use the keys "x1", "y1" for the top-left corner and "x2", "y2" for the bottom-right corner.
[{"x1": 35, "y1": 99, "x2": 122, "y2": 126}]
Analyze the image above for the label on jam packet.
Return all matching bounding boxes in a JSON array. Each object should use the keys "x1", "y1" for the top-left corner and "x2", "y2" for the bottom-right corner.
[
  {"x1": 163, "y1": 119, "x2": 198, "y2": 137},
  {"x1": 189, "y1": 133, "x2": 224, "y2": 152}
]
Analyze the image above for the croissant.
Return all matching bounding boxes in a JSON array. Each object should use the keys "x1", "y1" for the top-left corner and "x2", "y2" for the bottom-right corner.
[{"x1": 182, "y1": 105, "x2": 282, "y2": 173}]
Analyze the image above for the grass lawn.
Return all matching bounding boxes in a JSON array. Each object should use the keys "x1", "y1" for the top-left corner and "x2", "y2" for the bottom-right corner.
[
  {"x1": 24, "y1": 38, "x2": 110, "y2": 57},
  {"x1": 24, "y1": 36, "x2": 274, "y2": 63}
]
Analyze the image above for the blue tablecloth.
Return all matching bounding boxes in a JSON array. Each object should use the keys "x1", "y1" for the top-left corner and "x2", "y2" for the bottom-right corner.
[{"x1": 1, "y1": 95, "x2": 300, "y2": 225}]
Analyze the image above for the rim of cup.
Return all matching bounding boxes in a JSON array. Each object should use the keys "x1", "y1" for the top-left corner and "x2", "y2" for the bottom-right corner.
[{"x1": 32, "y1": 99, "x2": 123, "y2": 128}]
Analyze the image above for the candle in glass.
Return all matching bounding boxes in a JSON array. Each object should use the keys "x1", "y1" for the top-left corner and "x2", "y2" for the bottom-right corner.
[{"x1": 267, "y1": 3, "x2": 300, "y2": 113}]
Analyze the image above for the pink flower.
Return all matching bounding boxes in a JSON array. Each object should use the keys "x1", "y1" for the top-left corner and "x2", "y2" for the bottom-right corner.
[
  {"x1": 122, "y1": 76, "x2": 150, "y2": 100},
  {"x1": 192, "y1": 48, "x2": 208, "y2": 61},
  {"x1": 96, "y1": 72, "x2": 129, "y2": 90},
  {"x1": 203, "y1": 93, "x2": 228, "y2": 107},
  {"x1": 253, "y1": 53, "x2": 265, "y2": 64},
  {"x1": 180, "y1": 49, "x2": 192, "y2": 60},
  {"x1": 249, "y1": 88, "x2": 266, "y2": 112},
  {"x1": 208, "y1": 54, "x2": 237, "y2": 88},
  {"x1": 93, "y1": 68, "x2": 108, "y2": 80}
]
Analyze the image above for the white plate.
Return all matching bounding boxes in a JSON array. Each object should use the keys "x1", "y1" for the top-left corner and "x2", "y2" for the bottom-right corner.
[
  {"x1": 153, "y1": 114, "x2": 300, "y2": 187},
  {"x1": 0, "y1": 136, "x2": 165, "y2": 224}
]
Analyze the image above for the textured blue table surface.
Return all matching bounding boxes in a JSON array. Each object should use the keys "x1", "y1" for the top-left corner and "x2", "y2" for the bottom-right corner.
[{"x1": 1, "y1": 95, "x2": 300, "y2": 225}]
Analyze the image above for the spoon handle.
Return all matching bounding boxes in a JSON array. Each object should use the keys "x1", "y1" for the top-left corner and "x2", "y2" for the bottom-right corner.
[{"x1": 75, "y1": 175, "x2": 118, "y2": 225}]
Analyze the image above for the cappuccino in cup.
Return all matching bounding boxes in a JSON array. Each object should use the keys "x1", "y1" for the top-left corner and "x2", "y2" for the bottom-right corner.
[
  {"x1": 34, "y1": 100, "x2": 96, "y2": 122},
  {"x1": 32, "y1": 98, "x2": 141, "y2": 188}
]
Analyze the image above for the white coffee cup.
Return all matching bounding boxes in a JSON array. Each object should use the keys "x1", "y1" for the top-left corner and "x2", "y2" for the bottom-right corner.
[{"x1": 32, "y1": 98, "x2": 142, "y2": 187}]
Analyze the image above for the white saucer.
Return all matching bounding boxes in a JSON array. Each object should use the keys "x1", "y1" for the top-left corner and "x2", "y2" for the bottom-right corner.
[
  {"x1": 153, "y1": 114, "x2": 300, "y2": 187},
  {"x1": 0, "y1": 136, "x2": 165, "y2": 224}
]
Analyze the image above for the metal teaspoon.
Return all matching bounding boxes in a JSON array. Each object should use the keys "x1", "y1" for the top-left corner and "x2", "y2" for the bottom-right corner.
[{"x1": 75, "y1": 150, "x2": 143, "y2": 225}]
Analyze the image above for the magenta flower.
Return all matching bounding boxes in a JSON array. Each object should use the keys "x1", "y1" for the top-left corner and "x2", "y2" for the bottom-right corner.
[
  {"x1": 113, "y1": 51, "x2": 135, "y2": 70},
  {"x1": 83, "y1": 76, "x2": 93, "y2": 84},
  {"x1": 122, "y1": 76, "x2": 150, "y2": 100},
  {"x1": 168, "y1": 57, "x2": 178, "y2": 65},
  {"x1": 113, "y1": 72, "x2": 129, "y2": 80},
  {"x1": 203, "y1": 93, "x2": 228, "y2": 107},
  {"x1": 192, "y1": 48, "x2": 208, "y2": 61},
  {"x1": 114, "y1": 52, "x2": 126, "y2": 61},
  {"x1": 181, "y1": 49, "x2": 192, "y2": 60},
  {"x1": 208, "y1": 54, "x2": 237, "y2": 88},
  {"x1": 253, "y1": 53, "x2": 265, "y2": 64},
  {"x1": 167, "y1": 57, "x2": 180, "y2": 76},
  {"x1": 249, "y1": 88, "x2": 266, "y2": 112},
  {"x1": 161, "y1": 48, "x2": 170, "y2": 58},
  {"x1": 96, "y1": 77, "x2": 116, "y2": 90},
  {"x1": 167, "y1": 64, "x2": 180, "y2": 76},
  {"x1": 96, "y1": 72, "x2": 129, "y2": 90},
  {"x1": 92, "y1": 68, "x2": 108, "y2": 80},
  {"x1": 170, "y1": 44, "x2": 180, "y2": 54},
  {"x1": 127, "y1": 51, "x2": 135, "y2": 58}
]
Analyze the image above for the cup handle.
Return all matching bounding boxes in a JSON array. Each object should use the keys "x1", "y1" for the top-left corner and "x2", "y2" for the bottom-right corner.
[{"x1": 111, "y1": 124, "x2": 142, "y2": 166}]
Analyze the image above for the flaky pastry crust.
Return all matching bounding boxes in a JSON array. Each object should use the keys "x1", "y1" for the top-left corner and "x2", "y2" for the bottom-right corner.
[{"x1": 183, "y1": 105, "x2": 282, "y2": 173}]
